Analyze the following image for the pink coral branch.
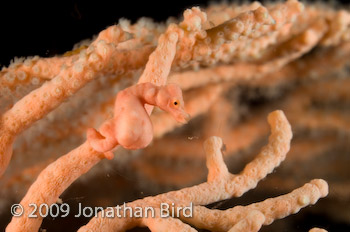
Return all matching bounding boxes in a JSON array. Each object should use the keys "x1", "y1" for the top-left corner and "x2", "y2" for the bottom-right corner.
[
  {"x1": 184, "y1": 179, "x2": 328, "y2": 231},
  {"x1": 6, "y1": 81, "x2": 188, "y2": 231},
  {"x1": 169, "y1": 17, "x2": 327, "y2": 91},
  {"x1": 78, "y1": 110, "x2": 328, "y2": 232},
  {"x1": 6, "y1": 141, "x2": 101, "y2": 231},
  {"x1": 309, "y1": 228, "x2": 328, "y2": 232},
  {"x1": 6, "y1": 15, "x2": 185, "y2": 230},
  {"x1": 143, "y1": 210, "x2": 197, "y2": 232},
  {"x1": 0, "y1": 25, "x2": 133, "y2": 177},
  {"x1": 1, "y1": 1, "x2": 343, "y2": 231},
  {"x1": 227, "y1": 210, "x2": 265, "y2": 232}
]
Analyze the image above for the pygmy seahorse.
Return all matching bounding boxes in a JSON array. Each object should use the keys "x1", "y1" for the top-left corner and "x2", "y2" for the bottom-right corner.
[{"x1": 87, "y1": 82, "x2": 190, "y2": 159}]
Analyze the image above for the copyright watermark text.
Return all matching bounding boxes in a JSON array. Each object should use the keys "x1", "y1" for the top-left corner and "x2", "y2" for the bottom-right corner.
[{"x1": 10, "y1": 202, "x2": 193, "y2": 218}]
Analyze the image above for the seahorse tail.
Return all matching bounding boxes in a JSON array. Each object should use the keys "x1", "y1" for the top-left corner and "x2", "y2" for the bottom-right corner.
[
  {"x1": 87, "y1": 128, "x2": 104, "y2": 141},
  {"x1": 86, "y1": 128, "x2": 117, "y2": 160}
]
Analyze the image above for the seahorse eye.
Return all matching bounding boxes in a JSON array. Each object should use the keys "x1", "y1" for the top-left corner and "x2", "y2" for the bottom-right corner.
[{"x1": 174, "y1": 101, "x2": 178, "y2": 106}]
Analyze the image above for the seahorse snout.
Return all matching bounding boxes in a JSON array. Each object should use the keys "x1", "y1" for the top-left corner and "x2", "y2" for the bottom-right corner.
[{"x1": 175, "y1": 111, "x2": 190, "y2": 124}]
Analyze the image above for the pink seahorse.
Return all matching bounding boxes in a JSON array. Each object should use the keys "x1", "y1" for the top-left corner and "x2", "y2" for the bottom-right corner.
[{"x1": 87, "y1": 82, "x2": 189, "y2": 158}]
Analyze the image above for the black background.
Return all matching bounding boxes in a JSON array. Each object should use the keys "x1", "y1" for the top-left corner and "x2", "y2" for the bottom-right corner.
[
  {"x1": 0, "y1": 0, "x2": 210, "y2": 67},
  {"x1": 1, "y1": 0, "x2": 349, "y2": 67}
]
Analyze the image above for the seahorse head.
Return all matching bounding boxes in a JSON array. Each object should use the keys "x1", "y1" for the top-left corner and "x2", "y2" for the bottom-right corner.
[{"x1": 157, "y1": 84, "x2": 190, "y2": 123}]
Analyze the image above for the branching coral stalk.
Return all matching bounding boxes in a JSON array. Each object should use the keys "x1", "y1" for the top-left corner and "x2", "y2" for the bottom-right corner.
[
  {"x1": 7, "y1": 105, "x2": 312, "y2": 232},
  {"x1": 321, "y1": 10, "x2": 350, "y2": 46},
  {"x1": 6, "y1": 141, "x2": 102, "y2": 231},
  {"x1": 0, "y1": 26, "x2": 131, "y2": 83},
  {"x1": 168, "y1": 17, "x2": 327, "y2": 91},
  {"x1": 0, "y1": 5, "x2": 184, "y2": 177},
  {"x1": 0, "y1": 25, "x2": 133, "y2": 176},
  {"x1": 2, "y1": 0, "x2": 346, "y2": 230},
  {"x1": 309, "y1": 228, "x2": 328, "y2": 232},
  {"x1": 77, "y1": 110, "x2": 328, "y2": 231},
  {"x1": 205, "y1": 1, "x2": 262, "y2": 25},
  {"x1": 184, "y1": 179, "x2": 328, "y2": 231},
  {"x1": 168, "y1": 39, "x2": 350, "y2": 93},
  {"x1": 6, "y1": 20, "x2": 180, "y2": 232},
  {"x1": 0, "y1": 0, "x2": 313, "y2": 157}
]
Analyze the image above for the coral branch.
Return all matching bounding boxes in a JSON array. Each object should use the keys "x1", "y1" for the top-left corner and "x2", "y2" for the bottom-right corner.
[
  {"x1": 227, "y1": 210, "x2": 265, "y2": 232},
  {"x1": 143, "y1": 211, "x2": 197, "y2": 232},
  {"x1": 205, "y1": 136, "x2": 230, "y2": 182},
  {"x1": 2, "y1": 0, "x2": 344, "y2": 231},
  {"x1": 138, "y1": 28, "x2": 178, "y2": 114},
  {"x1": 6, "y1": 12, "x2": 184, "y2": 230},
  {"x1": 79, "y1": 110, "x2": 294, "y2": 231},
  {"x1": 168, "y1": 17, "x2": 326, "y2": 91},
  {"x1": 309, "y1": 228, "x2": 328, "y2": 232},
  {"x1": 0, "y1": 26, "x2": 132, "y2": 176},
  {"x1": 184, "y1": 179, "x2": 328, "y2": 231},
  {"x1": 6, "y1": 142, "x2": 102, "y2": 231}
]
